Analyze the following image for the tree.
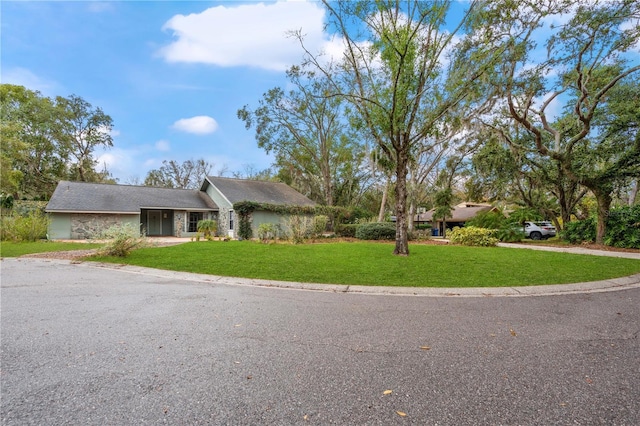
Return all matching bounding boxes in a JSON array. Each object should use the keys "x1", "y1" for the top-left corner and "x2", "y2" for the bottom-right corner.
[
  {"x1": 0, "y1": 119, "x2": 27, "y2": 197},
  {"x1": 55, "y1": 95, "x2": 113, "y2": 182},
  {"x1": 478, "y1": 0, "x2": 640, "y2": 243},
  {"x1": 1, "y1": 85, "x2": 117, "y2": 199},
  {"x1": 472, "y1": 126, "x2": 588, "y2": 230},
  {"x1": 238, "y1": 66, "x2": 364, "y2": 206},
  {"x1": 144, "y1": 158, "x2": 215, "y2": 189},
  {"x1": 1, "y1": 84, "x2": 67, "y2": 199},
  {"x1": 296, "y1": 0, "x2": 501, "y2": 255},
  {"x1": 587, "y1": 79, "x2": 640, "y2": 207},
  {"x1": 433, "y1": 188, "x2": 453, "y2": 238}
]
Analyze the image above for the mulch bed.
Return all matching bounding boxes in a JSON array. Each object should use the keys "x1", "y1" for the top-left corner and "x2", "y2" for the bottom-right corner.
[{"x1": 21, "y1": 249, "x2": 98, "y2": 260}]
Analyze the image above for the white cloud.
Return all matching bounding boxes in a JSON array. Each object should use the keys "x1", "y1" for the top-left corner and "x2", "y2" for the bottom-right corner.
[
  {"x1": 95, "y1": 148, "x2": 136, "y2": 181},
  {"x1": 87, "y1": 2, "x2": 115, "y2": 13},
  {"x1": 159, "y1": 0, "x2": 330, "y2": 71},
  {"x1": 620, "y1": 20, "x2": 640, "y2": 54},
  {"x1": 1, "y1": 67, "x2": 61, "y2": 95},
  {"x1": 171, "y1": 116, "x2": 218, "y2": 134},
  {"x1": 155, "y1": 139, "x2": 171, "y2": 151}
]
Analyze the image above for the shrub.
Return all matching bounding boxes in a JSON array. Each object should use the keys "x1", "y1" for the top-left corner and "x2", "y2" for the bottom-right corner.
[
  {"x1": 335, "y1": 223, "x2": 358, "y2": 238},
  {"x1": 466, "y1": 210, "x2": 506, "y2": 229},
  {"x1": 603, "y1": 204, "x2": 640, "y2": 249},
  {"x1": 311, "y1": 215, "x2": 328, "y2": 238},
  {"x1": 409, "y1": 229, "x2": 431, "y2": 241},
  {"x1": 237, "y1": 214, "x2": 253, "y2": 240},
  {"x1": 414, "y1": 223, "x2": 432, "y2": 230},
  {"x1": 257, "y1": 223, "x2": 277, "y2": 243},
  {"x1": 561, "y1": 205, "x2": 640, "y2": 248},
  {"x1": 467, "y1": 210, "x2": 523, "y2": 243},
  {"x1": 355, "y1": 222, "x2": 396, "y2": 240},
  {"x1": 285, "y1": 215, "x2": 313, "y2": 244},
  {"x1": 0, "y1": 210, "x2": 49, "y2": 242},
  {"x1": 561, "y1": 217, "x2": 596, "y2": 244},
  {"x1": 448, "y1": 226, "x2": 499, "y2": 247},
  {"x1": 96, "y1": 223, "x2": 147, "y2": 257},
  {"x1": 495, "y1": 226, "x2": 525, "y2": 243},
  {"x1": 197, "y1": 219, "x2": 217, "y2": 240}
]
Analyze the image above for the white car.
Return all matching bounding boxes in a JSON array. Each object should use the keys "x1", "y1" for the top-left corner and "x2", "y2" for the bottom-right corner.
[{"x1": 522, "y1": 221, "x2": 556, "y2": 240}]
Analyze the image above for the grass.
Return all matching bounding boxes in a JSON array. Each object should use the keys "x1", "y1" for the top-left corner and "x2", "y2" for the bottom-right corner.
[
  {"x1": 0, "y1": 241, "x2": 102, "y2": 258},
  {"x1": 87, "y1": 240, "x2": 640, "y2": 288}
]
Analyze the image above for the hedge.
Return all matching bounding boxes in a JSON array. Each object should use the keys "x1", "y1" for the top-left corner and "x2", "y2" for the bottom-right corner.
[{"x1": 355, "y1": 222, "x2": 396, "y2": 240}]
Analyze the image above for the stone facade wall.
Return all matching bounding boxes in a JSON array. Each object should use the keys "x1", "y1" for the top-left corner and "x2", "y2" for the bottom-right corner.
[
  {"x1": 70, "y1": 213, "x2": 139, "y2": 239},
  {"x1": 173, "y1": 211, "x2": 218, "y2": 237},
  {"x1": 174, "y1": 211, "x2": 185, "y2": 237},
  {"x1": 218, "y1": 208, "x2": 231, "y2": 237}
]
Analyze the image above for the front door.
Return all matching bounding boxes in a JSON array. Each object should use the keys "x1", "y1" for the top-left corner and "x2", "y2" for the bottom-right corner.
[{"x1": 148, "y1": 211, "x2": 162, "y2": 236}]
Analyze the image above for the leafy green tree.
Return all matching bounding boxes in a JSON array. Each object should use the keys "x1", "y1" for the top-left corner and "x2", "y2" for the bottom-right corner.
[
  {"x1": 477, "y1": 0, "x2": 640, "y2": 243},
  {"x1": 471, "y1": 128, "x2": 587, "y2": 230},
  {"x1": 1, "y1": 85, "x2": 116, "y2": 199},
  {"x1": 0, "y1": 120, "x2": 27, "y2": 197},
  {"x1": 585, "y1": 79, "x2": 640, "y2": 207},
  {"x1": 433, "y1": 188, "x2": 453, "y2": 238},
  {"x1": 238, "y1": 66, "x2": 365, "y2": 206},
  {"x1": 1, "y1": 84, "x2": 67, "y2": 199},
  {"x1": 296, "y1": 0, "x2": 502, "y2": 255},
  {"x1": 55, "y1": 95, "x2": 113, "y2": 182}
]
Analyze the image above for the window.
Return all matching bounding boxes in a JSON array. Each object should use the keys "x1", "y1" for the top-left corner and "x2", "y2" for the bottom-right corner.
[
  {"x1": 229, "y1": 211, "x2": 234, "y2": 230},
  {"x1": 188, "y1": 212, "x2": 203, "y2": 232}
]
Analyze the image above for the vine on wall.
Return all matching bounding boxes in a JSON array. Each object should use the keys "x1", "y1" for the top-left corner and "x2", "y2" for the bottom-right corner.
[{"x1": 232, "y1": 201, "x2": 349, "y2": 237}]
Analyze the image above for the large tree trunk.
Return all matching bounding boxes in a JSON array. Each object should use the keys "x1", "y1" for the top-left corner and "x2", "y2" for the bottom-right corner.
[
  {"x1": 322, "y1": 159, "x2": 333, "y2": 206},
  {"x1": 593, "y1": 188, "x2": 612, "y2": 245},
  {"x1": 378, "y1": 178, "x2": 389, "y2": 222},
  {"x1": 629, "y1": 180, "x2": 639, "y2": 206},
  {"x1": 408, "y1": 200, "x2": 416, "y2": 232},
  {"x1": 393, "y1": 153, "x2": 409, "y2": 256}
]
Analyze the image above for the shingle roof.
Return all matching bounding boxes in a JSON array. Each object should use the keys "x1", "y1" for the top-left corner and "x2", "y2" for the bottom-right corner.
[
  {"x1": 46, "y1": 181, "x2": 217, "y2": 213},
  {"x1": 204, "y1": 176, "x2": 316, "y2": 207},
  {"x1": 418, "y1": 204, "x2": 496, "y2": 222}
]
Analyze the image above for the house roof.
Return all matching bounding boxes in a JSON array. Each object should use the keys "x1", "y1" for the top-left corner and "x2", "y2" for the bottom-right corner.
[
  {"x1": 418, "y1": 203, "x2": 497, "y2": 222},
  {"x1": 46, "y1": 181, "x2": 218, "y2": 214},
  {"x1": 203, "y1": 176, "x2": 316, "y2": 207}
]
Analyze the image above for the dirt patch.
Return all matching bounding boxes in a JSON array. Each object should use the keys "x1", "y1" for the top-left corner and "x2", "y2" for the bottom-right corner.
[{"x1": 22, "y1": 249, "x2": 98, "y2": 260}]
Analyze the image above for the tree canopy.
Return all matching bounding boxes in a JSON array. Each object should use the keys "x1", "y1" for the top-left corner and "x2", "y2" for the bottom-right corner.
[{"x1": 0, "y1": 84, "x2": 114, "y2": 200}]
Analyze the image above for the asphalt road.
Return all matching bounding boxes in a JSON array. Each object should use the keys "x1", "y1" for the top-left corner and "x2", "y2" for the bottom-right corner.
[{"x1": 1, "y1": 258, "x2": 639, "y2": 425}]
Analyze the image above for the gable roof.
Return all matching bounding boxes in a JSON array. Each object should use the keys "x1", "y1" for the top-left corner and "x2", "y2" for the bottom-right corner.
[
  {"x1": 46, "y1": 181, "x2": 217, "y2": 214},
  {"x1": 203, "y1": 176, "x2": 316, "y2": 207},
  {"x1": 418, "y1": 203, "x2": 497, "y2": 222}
]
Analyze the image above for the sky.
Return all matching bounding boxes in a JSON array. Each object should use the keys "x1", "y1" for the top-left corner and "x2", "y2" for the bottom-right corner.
[
  {"x1": 1, "y1": 0, "x2": 338, "y2": 184},
  {"x1": 2, "y1": 1, "x2": 638, "y2": 185}
]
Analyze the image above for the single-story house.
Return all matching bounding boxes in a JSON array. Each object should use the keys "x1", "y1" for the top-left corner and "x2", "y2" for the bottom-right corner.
[
  {"x1": 45, "y1": 177, "x2": 315, "y2": 240},
  {"x1": 417, "y1": 202, "x2": 499, "y2": 236}
]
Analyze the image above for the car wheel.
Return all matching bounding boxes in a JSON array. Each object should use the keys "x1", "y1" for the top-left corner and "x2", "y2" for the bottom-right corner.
[{"x1": 530, "y1": 231, "x2": 542, "y2": 240}]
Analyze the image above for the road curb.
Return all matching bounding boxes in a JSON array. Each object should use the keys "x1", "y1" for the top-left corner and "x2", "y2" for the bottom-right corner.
[{"x1": 9, "y1": 258, "x2": 640, "y2": 298}]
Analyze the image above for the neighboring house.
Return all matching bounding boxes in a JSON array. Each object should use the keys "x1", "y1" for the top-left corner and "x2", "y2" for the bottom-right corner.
[
  {"x1": 201, "y1": 176, "x2": 316, "y2": 238},
  {"x1": 418, "y1": 202, "x2": 499, "y2": 236},
  {"x1": 45, "y1": 177, "x2": 316, "y2": 240}
]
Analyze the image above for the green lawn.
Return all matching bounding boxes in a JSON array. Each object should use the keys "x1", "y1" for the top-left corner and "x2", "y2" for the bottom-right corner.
[
  {"x1": 1, "y1": 241, "x2": 102, "y2": 258},
  {"x1": 88, "y1": 240, "x2": 640, "y2": 288}
]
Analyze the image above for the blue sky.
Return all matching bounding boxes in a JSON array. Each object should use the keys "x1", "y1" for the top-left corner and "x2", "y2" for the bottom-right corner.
[
  {"x1": 1, "y1": 0, "x2": 335, "y2": 183},
  {"x1": 3, "y1": 1, "x2": 638, "y2": 185}
]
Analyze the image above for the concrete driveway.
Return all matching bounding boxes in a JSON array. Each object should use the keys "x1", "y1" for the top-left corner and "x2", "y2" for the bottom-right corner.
[{"x1": 1, "y1": 257, "x2": 639, "y2": 425}]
